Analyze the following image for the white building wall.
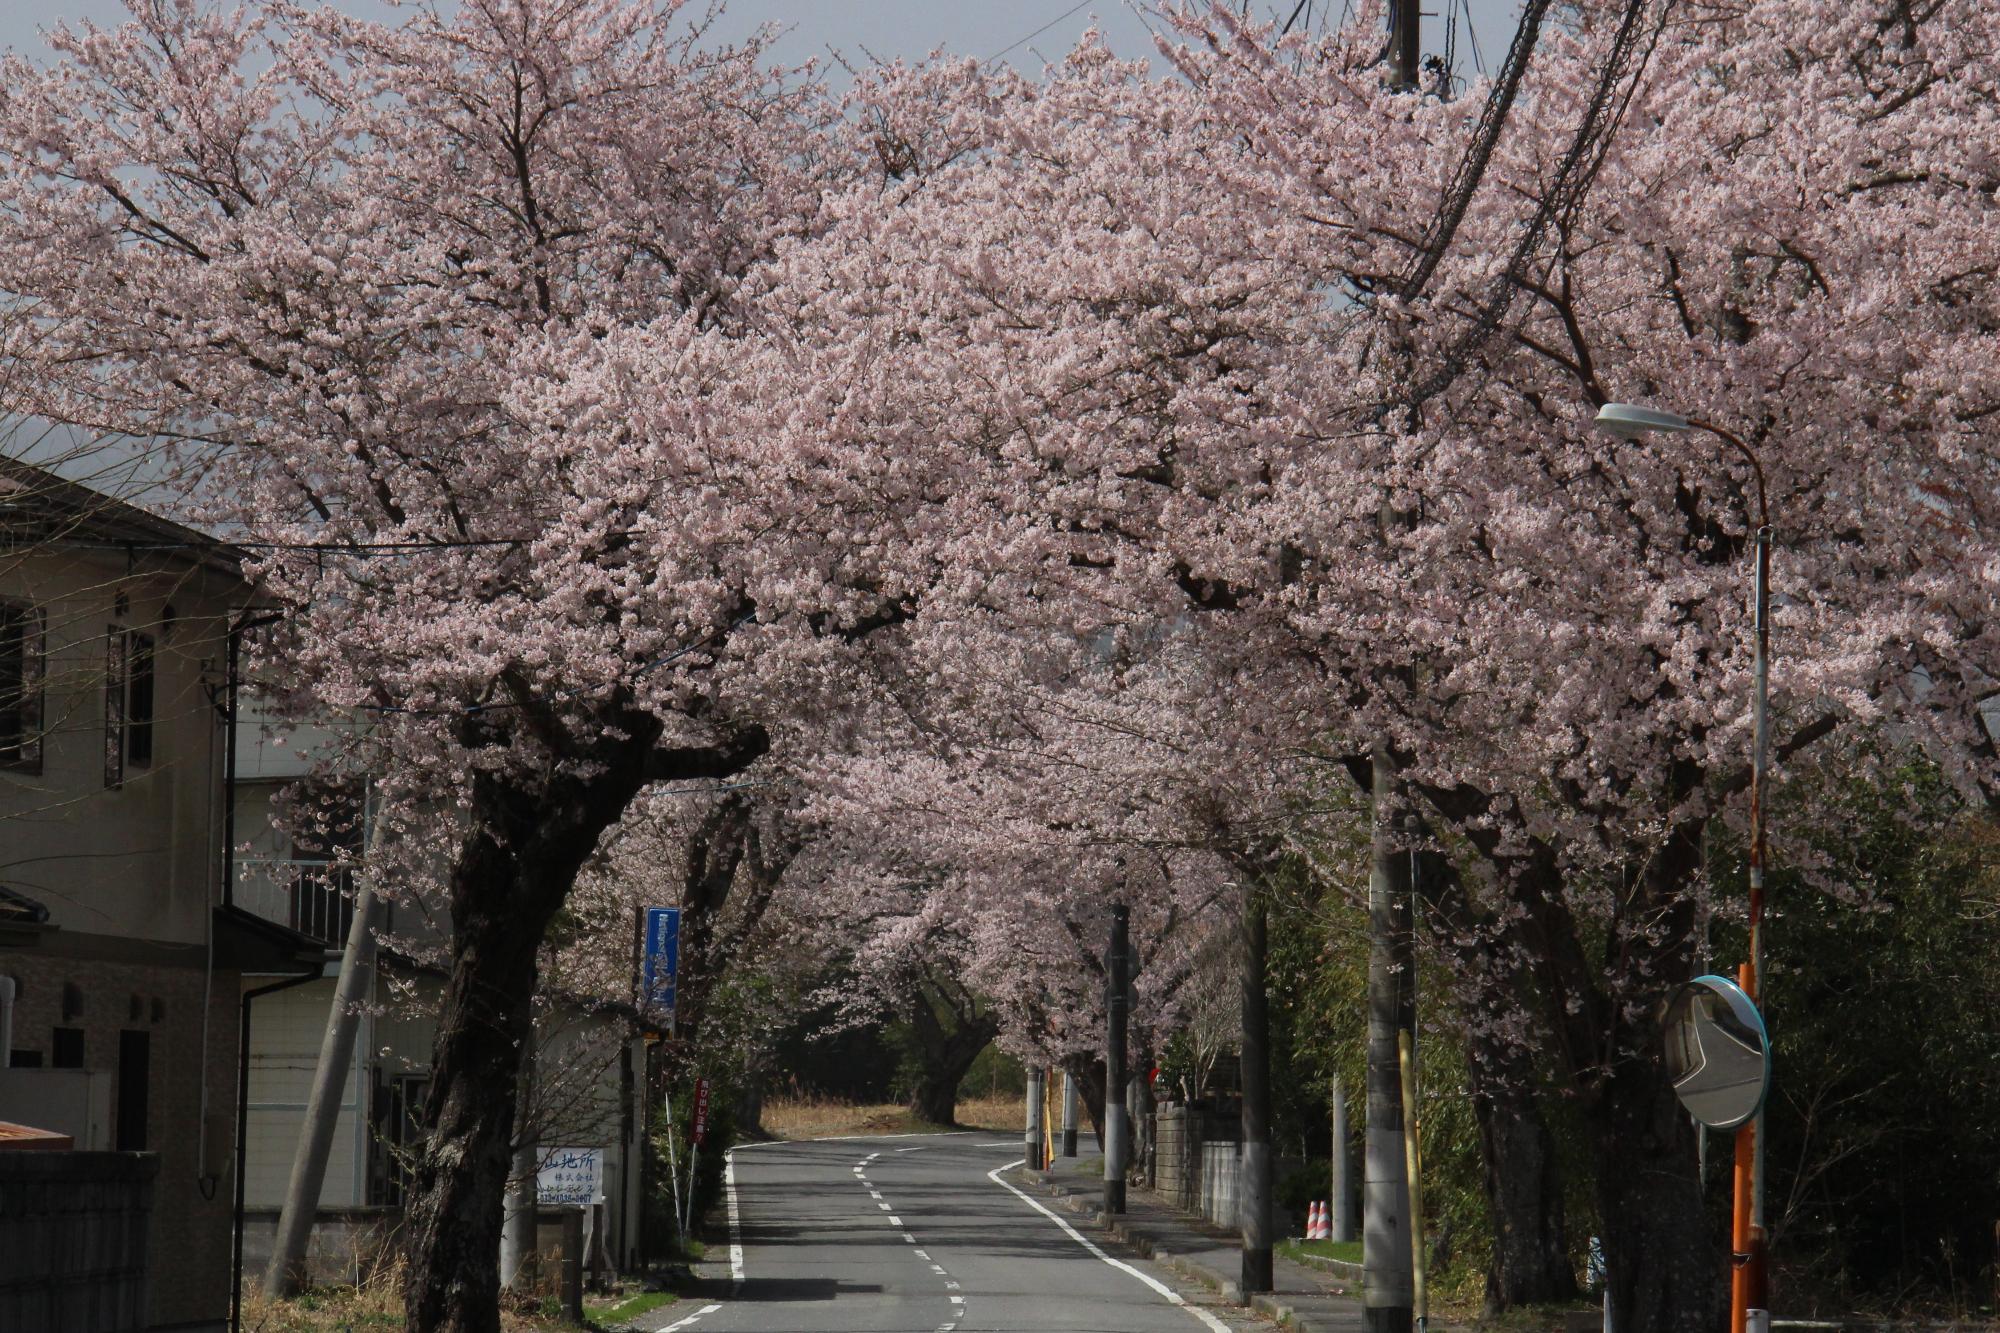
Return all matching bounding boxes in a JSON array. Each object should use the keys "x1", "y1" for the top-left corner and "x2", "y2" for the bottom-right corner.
[{"x1": 243, "y1": 977, "x2": 368, "y2": 1209}]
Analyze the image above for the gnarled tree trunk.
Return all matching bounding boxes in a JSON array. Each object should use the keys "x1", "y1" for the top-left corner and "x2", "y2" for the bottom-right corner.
[
  {"x1": 401, "y1": 722, "x2": 765, "y2": 1333},
  {"x1": 904, "y1": 971, "x2": 998, "y2": 1127}
]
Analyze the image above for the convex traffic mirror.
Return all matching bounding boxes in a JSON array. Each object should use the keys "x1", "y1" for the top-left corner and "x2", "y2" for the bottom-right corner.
[{"x1": 1663, "y1": 975, "x2": 1770, "y2": 1130}]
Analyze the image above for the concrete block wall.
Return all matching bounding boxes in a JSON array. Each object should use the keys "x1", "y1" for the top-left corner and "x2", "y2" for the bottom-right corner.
[{"x1": 0, "y1": 1150, "x2": 159, "y2": 1333}]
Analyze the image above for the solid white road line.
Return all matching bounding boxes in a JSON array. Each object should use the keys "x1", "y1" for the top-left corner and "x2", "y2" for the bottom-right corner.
[
  {"x1": 723, "y1": 1153, "x2": 745, "y2": 1292},
  {"x1": 986, "y1": 1159, "x2": 1232, "y2": 1333},
  {"x1": 662, "y1": 1301, "x2": 724, "y2": 1331}
]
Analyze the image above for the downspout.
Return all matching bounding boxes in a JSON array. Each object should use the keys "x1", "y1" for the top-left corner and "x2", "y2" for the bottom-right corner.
[
  {"x1": 225, "y1": 607, "x2": 307, "y2": 1333},
  {"x1": 233, "y1": 970, "x2": 320, "y2": 1333},
  {"x1": 222, "y1": 618, "x2": 242, "y2": 911}
]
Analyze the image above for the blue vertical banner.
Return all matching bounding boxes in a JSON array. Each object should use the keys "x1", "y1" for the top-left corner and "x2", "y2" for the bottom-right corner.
[{"x1": 642, "y1": 906, "x2": 680, "y2": 1029}]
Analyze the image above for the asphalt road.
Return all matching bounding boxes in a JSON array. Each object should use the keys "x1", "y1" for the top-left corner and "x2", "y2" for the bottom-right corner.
[{"x1": 652, "y1": 1133, "x2": 1253, "y2": 1333}]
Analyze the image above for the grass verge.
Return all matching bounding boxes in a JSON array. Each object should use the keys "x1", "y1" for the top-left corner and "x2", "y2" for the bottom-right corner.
[{"x1": 1279, "y1": 1236, "x2": 1363, "y2": 1266}]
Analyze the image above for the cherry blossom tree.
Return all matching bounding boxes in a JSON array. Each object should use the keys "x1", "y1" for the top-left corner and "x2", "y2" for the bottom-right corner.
[{"x1": 0, "y1": 2, "x2": 908, "y2": 1327}]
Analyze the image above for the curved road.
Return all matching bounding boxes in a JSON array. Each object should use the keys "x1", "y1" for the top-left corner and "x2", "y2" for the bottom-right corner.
[{"x1": 651, "y1": 1133, "x2": 1255, "y2": 1333}]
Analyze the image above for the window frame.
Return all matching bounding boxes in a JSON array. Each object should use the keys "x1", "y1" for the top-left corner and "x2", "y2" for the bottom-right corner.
[
  {"x1": 102, "y1": 622, "x2": 158, "y2": 788},
  {"x1": 0, "y1": 598, "x2": 45, "y2": 774}
]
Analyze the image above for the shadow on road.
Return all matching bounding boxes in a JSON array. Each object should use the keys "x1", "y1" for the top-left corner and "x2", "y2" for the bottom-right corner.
[{"x1": 683, "y1": 1276, "x2": 886, "y2": 1303}]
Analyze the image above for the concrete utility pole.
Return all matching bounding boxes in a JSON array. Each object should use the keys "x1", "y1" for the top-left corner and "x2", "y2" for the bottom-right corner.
[
  {"x1": 1104, "y1": 902, "x2": 1130, "y2": 1214},
  {"x1": 500, "y1": 1028, "x2": 538, "y2": 1289},
  {"x1": 1061, "y1": 1073, "x2": 1079, "y2": 1157},
  {"x1": 1365, "y1": 743, "x2": 1417, "y2": 1333},
  {"x1": 264, "y1": 877, "x2": 382, "y2": 1298},
  {"x1": 1024, "y1": 1066, "x2": 1046, "y2": 1170},
  {"x1": 1239, "y1": 892, "x2": 1275, "y2": 1293},
  {"x1": 1332, "y1": 1074, "x2": 1358, "y2": 1243}
]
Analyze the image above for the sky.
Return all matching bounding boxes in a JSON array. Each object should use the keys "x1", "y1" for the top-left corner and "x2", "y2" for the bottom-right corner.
[{"x1": 0, "y1": 1, "x2": 1522, "y2": 83}]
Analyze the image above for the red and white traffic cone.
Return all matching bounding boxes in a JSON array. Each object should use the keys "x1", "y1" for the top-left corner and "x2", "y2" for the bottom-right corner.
[{"x1": 1307, "y1": 1200, "x2": 1324, "y2": 1240}]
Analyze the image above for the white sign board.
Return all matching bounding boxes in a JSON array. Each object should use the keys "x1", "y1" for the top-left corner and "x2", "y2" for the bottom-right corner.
[{"x1": 536, "y1": 1146, "x2": 604, "y2": 1206}]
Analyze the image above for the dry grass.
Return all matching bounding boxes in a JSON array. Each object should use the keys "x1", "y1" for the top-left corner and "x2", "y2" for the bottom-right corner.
[
  {"x1": 239, "y1": 1254, "x2": 650, "y2": 1332},
  {"x1": 759, "y1": 1092, "x2": 1022, "y2": 1141}
]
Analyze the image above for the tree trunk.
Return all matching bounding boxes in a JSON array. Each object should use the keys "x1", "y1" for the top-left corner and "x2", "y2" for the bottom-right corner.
[
  {"x1": 1066, "y1": 1055, "x2": 1106, "y2": 1149},
  {"x1": 1591, "y1": 1050, "x2": 1724, "y2": 1333},
  {"x1": 1470, "y1": 1029, "x2": 1577, "y2": 1312},
  {"x1": 403, "y1": 741, "x2": 663, "y2": 1332},
  {"x1": 905, "y1": 1012, "x2": 998, "y2": 1127},
  {"x1": 401, "y1": 828, "x2": 553, "y2": 1333},
  {"x1": 1239, "y1": 892, "x2": 1274, "y2": 1294}
]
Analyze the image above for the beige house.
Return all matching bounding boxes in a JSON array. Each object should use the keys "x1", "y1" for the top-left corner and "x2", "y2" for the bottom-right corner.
[{"x1": 0, "y1": 459, "x2": 326, "y2": 1332}]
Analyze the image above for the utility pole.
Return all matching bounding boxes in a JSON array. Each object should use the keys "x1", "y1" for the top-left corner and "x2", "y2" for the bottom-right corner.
[
  {"x1": 1104, "y1": 902, "x2": 1129, "y2": 1214},
  {"x1": 500, "y1": 1028, "x2": 538, "y2": 1289},
  {"x1": 1239, "y1": 890, "x2": 1275, "y2": 1293},
  {"x1": 264, "y1": 862, "x2": 383, "y2": 1299},
  {"x1": 1366, "y1": 1, "x2": 1426, "y2": 1317},
  {"x1": 1365, "y1": 743, "x2": 1417, "y2": 1333},
  {"x1": 1332, "y1": 1074, "x2": 1358, "y2": 1243},
  {"x1": 1061, "y1": 1073, "x2": 1079, "y2": 1158},
  {"x1": 1024, "y1": 1066, "x2": 1046, "y2": 1171},
  {"x1": 1391, "y1": 0, "x2": 1421, "y2": 89}
]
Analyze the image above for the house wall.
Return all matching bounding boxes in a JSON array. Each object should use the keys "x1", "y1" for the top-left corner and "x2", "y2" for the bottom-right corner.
[
  {"x1": 0, "y1": 949, "x2": 239, "y2": 1331},
  {"x1": 2, "y1": 534, "x2": 247, "y2": 1332},
  {"x1": 0, "y1": 546, "x2": 238, "y2": 948},
  {"x1": 241, "y1": 977, "x2": 371, "y2": 1211},
  {"x1": 237, "y1": 969, "x2": 647, "y2": 1283}
]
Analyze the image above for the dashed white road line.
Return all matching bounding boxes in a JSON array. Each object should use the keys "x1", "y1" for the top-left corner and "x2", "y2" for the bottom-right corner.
[
  {"x1": 723, "y1": 1153, "x2": 744, "y2": 1293},
  {"x1": 661, "y1": 1301, "x2": 723, "y2": 1331},
  {"x1": 986, "y1": 1159, "x2": 1232, "y2": 1333}
]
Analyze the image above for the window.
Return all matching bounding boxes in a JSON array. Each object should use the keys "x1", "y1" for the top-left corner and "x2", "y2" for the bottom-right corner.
[
  {"x1": 127, "y1": 633, "x2": 154, "y2": 768},
  {"x1": 103, "y1": 626, "x2": 156, "y2": 787},
  {"x1": 116, "y1": 1030, "x2": 149, "y2": 1152},
  {"x1": 1, "y1": 600, "x2": 44, "y2": 772},
  {"x1": 51, "y1": 1026, "x2": 84, "y2": 1069}
]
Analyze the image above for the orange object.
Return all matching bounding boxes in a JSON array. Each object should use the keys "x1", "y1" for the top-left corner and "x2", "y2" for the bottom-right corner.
[
  {"x1": 1729, "y1": 961, "x2": 1766, "y2": 1333},
  {"x1": 0, "y1": 1120, "x2": 73, "y2": 1150}
]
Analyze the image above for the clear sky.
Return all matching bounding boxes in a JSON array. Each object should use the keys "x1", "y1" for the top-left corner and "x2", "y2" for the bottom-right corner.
[{"x1": 1, "y1": 1, "x2": 1521, "y2": 82}]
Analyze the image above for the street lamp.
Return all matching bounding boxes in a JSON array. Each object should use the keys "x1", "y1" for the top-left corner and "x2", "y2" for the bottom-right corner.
[{"x1": 1595, "y1": 402, "x2": 1772, "y2": 1333}]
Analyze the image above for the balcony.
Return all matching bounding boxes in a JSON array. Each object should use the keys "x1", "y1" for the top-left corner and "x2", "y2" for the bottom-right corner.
[{"x1": 236, "y1": 859, "x2": 357, "y2": 948}]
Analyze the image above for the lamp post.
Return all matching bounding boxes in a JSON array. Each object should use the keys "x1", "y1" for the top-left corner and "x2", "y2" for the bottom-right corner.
[{"x1": 1595, "y1": 403, "x2": 1770, "y2": 1333}]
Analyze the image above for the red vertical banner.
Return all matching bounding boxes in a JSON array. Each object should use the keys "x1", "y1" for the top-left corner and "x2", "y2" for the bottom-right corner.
[{"x1": 691, "y1": 1077, "x2": 711, "y2": 1146}]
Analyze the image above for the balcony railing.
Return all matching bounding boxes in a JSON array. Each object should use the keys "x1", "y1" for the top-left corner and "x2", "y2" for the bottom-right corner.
[{"x1": 237, "y1": 858, "x2": 356, "y2": 948}]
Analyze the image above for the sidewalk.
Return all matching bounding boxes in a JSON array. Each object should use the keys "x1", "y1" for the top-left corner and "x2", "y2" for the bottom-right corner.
[{"x1": 1018, "y1": 1154, "x2": 1369, "y2": 1333}]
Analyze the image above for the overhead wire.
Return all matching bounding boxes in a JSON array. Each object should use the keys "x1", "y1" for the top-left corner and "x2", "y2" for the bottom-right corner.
[{"x1": 986, "y1": 0, "x2": 1097, "y2": 66}]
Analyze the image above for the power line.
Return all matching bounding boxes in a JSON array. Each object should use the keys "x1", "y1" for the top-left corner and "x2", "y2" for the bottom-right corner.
[{"x1": 987, "y1": 0, "x2": 1097, "y2": 66}]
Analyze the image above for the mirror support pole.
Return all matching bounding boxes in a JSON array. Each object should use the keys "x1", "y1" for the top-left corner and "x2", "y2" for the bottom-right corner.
[{"x1": 1737, "y1": 524, "x2": 1773, "y2": 1333}]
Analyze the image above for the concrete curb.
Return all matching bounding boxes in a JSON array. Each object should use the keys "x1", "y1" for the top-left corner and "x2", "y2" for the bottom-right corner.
[
  {"x1": 1290, "y1": 1250, "x2": 1366, "y2": 1284},
  {"x1": 1016, "y1": 1170, "x2": 1360, "y2": 1333}
]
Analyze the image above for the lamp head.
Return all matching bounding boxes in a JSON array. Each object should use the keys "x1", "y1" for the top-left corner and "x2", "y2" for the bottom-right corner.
[{"x1": 1595, "y1": 402, "x2": 1692, "y2": 439}]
